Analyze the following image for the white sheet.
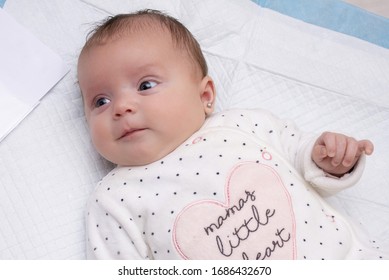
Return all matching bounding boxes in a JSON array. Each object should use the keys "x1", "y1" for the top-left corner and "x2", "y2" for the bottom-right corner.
[
  {"x1": 1, "y1": 0, "x2": 388, "y2": 259},
  {"x1": 0, "y1": 8, "x2": 68, "y2": 141}
]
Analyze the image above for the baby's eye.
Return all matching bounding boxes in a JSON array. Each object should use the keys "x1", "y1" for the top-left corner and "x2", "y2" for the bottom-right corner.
[
  {"x1": 94, "y1": 97, "x2": 111, "y2": 108},
  {"x1": 138, "y1": 80, "x2": 157, "y2": 91}
]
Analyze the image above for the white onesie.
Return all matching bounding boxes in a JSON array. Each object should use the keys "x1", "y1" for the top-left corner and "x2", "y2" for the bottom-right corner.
[{"x1": 86, "y1": 109, "x2": 387, "y2": 260}]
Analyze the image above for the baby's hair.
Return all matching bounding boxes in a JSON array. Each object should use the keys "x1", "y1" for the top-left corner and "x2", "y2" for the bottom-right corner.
[{"x1": 81, "y1": 9, "x2": 208, "y2": 77}]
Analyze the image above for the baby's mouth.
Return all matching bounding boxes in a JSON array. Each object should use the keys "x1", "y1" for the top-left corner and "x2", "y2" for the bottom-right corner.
[{"x1": 118, "y1": 128, "x2": 147, "y2": 140}]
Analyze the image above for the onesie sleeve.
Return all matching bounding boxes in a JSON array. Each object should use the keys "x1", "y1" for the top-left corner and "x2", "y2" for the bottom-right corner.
[
  {"x1": 86, "y1": 191, "x2": 151, "y2": 260},
  {"x1": 298, "y1": 137, "x2": 366, "y2": 196},
  {"x1": 250, "y1": 109, "x2": 365, "y2": 196}
]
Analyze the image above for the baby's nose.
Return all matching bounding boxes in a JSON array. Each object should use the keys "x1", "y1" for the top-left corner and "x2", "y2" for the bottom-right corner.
[{"x1": 113, "y1": 96, "x2": 137, "y2": 118}]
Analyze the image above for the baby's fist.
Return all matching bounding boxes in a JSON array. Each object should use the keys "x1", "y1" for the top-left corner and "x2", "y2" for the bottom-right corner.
[{"x1": 312, "y1": 132, "x2": 374, "y2": 176}]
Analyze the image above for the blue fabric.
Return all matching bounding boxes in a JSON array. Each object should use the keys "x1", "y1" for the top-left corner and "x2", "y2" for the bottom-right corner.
[
  {"x1": 0, "y1": 0, "x2": 6, "y2": 8},
  {"x1": 252, "y1": 0, "x2": 389, "y2": 49}
]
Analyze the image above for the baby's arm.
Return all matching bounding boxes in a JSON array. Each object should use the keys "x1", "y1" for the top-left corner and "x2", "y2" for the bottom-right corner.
[
  {"x1": 86, "y1": 193, "x2": 150, "y2": 260},
  {"x1": 311, "y1": 132, "x2": 374, "y2": 177}
]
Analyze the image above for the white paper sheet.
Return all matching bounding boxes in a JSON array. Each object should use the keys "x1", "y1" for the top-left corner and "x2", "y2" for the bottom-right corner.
[{"x1": 0, "y1": 8, "x2": 68, "y2": 141}]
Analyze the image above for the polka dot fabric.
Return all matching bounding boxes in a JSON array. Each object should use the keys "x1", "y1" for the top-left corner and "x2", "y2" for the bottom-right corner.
[{"x1": 86, "y1": 109, "x2": 387, "y2": 259}]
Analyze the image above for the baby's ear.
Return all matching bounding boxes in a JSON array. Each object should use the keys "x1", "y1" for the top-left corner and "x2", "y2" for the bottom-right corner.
[{"x1": 200, "y1": 76, "x2": 216, "y2": 115}]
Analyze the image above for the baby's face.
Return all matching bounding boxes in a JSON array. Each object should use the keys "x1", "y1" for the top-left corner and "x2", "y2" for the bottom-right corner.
[{"x1": 78, "y1": 29, "x2": 214, "y2": 166}]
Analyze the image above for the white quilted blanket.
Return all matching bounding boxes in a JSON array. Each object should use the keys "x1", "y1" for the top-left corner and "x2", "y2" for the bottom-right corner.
[{"x1": 1, "y1": 0, "x2": 388, "y2": 259}]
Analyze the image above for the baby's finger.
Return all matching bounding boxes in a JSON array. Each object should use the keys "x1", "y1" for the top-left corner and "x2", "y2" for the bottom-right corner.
[
  {"x1": 358, "y1": 140, "x2": 374, "y2": 156},
  {"x1": 331, "y1": 135, "x2": 347, "y2": 167},
  {"x1": 319, "y1": 132, "x2": 336, "y2": 157},
  {"x1": 313, "y1": 144, "x2": 327, "y2": 162},
  {"x1": 342, "y1": 138, "x2": 359, "y2": 167}
]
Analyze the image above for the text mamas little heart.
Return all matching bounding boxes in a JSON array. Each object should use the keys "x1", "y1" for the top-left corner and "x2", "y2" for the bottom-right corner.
[{"x1": 174, "y1": 162, "x2": 296, "y2": 260}]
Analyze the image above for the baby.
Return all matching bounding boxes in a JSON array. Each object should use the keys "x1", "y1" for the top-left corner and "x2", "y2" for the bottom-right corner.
[{"x1": 77, "y1": 9, "x2": 386, "y2": 260}]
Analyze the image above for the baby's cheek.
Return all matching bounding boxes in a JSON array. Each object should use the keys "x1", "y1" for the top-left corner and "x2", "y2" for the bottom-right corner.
[{"x1": 90, "y1": 125, "x2": 110, "y2": 152}]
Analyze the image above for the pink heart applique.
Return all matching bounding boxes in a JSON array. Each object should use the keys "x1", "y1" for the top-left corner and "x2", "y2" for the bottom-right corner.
[{"x1": 173, "y1": 162, "x2": 296, "y2": 260}]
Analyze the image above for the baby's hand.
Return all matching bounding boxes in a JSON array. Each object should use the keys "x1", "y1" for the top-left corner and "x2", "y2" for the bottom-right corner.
[{"x1": 312, "y1": 132, "x2": 374, "y2": 176}]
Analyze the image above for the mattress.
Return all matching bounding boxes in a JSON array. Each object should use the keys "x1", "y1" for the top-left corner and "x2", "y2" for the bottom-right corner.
[{"x1": 0, "y1": 0, "x2": 388, "y2": 259}]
